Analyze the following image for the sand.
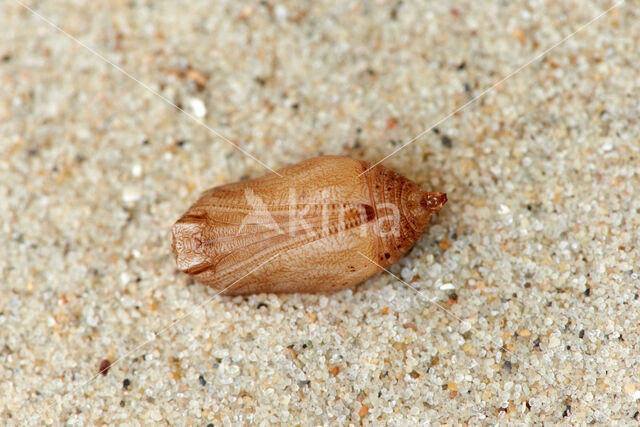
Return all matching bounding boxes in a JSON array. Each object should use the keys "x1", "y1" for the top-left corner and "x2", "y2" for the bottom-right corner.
[{"x1": 1, "y1": 0, "x2": 639, "y2": 424}]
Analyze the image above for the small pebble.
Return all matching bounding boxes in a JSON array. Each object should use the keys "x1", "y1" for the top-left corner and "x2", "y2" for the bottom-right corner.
[
  {"x1": 189, "y1": 98, "x2": 207, "y2": 118},
  {"x1": 358, "y1": 405, "x2": 369, "y2": 418},
  {"x1": 624, "y1": 383, "x2": 636, "y2": 396},
  {"x1": 122, "y1": 186, "x2": 141, "y2": 203},
  {"x1": 99, "y1": 359, "x2": 111, "y2": 376}
]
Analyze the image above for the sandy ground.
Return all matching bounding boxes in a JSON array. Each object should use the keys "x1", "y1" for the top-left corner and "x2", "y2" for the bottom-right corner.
[{"x1": 1, "y1": 0, "x2": 639, "y2": 424}]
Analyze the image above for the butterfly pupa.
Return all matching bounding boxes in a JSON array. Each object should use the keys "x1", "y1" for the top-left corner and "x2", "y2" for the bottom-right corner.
[{"x1": 172, "y1": 155, "x2": 446, "y2": 295}]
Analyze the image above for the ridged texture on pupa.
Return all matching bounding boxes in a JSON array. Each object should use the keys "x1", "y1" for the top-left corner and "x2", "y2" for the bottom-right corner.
[{"x1": 172, "y1": 155, "x2": 447, "y2": 295}]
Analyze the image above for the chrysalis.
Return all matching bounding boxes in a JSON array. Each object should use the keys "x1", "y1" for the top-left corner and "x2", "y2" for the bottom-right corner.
[{"x1": 172, "y1": 156, "x2": 446, "y2": 294}]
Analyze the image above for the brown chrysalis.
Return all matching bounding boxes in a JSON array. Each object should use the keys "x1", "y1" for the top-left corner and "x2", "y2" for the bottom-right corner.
[{"x1": 172, "y1": 156, "x2": 446, "y2": 294}]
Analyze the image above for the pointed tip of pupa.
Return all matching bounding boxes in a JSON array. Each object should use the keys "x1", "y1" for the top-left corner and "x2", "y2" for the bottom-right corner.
[{"x1": 421, "y1": 192, "x2": 447, "y2": 213}]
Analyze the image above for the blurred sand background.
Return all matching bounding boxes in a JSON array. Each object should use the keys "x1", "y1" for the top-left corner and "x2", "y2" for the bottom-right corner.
[{"x1": 1, "y1": 0, "x2": 639, "y2": 424}]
